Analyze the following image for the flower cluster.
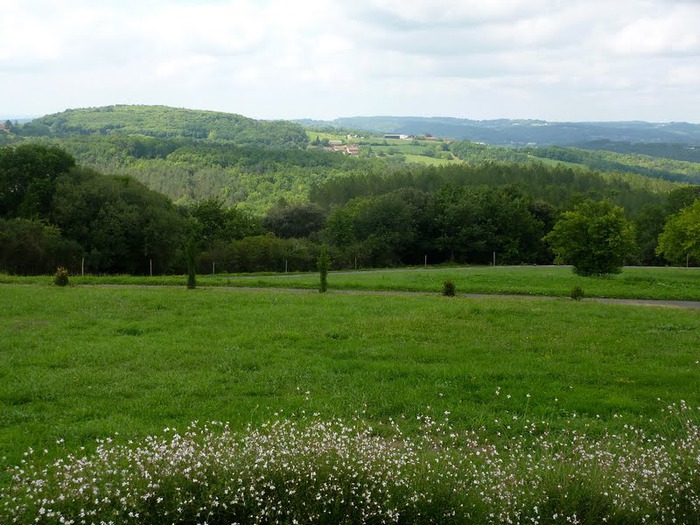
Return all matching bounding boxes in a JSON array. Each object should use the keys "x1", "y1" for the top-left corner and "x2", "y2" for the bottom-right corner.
[{"x1": 1, "y1": 408, "x2": 698, "y2": 524}]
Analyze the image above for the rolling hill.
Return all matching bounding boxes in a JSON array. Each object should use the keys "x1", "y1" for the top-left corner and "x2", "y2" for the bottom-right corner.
[{"x1": 22, "y1": 105, "x2": 309, "y2": 148}]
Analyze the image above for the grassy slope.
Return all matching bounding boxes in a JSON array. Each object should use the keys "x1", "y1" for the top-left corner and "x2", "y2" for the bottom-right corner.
[
  {"x1": 401, "y1": 153, "x2": 454, "y2": 166},
  {"x1": 1, "y1": 282, "x2": 698, "y2": 485}
]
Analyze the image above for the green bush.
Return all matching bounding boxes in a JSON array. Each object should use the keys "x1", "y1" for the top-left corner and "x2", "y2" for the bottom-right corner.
[
  {"x1": 442, "y1": 280, "x2": 456, "y2": 297},
  {"x1": 53, "y1": 267, "x2": 69, "y2": 287},
  {"x1": 570, "y1": 286, "x2": 584, "y2": 301},
  {"x1": 184, "y1": 238, "x2": 197, "y2": 289},
  {"x1": 318, "y1": 244, "x2": 330, "y2": 293}
]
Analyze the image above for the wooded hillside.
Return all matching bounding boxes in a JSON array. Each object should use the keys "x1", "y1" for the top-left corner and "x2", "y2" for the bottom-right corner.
[
  {"x1": 2, "y1": 106, "x2": 699, "y2": 275},
  {"x1": 21, "y1": 105, "x2": 309, "y2": 148}
]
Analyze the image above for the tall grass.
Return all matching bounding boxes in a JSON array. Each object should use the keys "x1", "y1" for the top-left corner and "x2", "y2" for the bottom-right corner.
[{"x1": 2, "y1": 405, "x2": 698, "y2": 524}]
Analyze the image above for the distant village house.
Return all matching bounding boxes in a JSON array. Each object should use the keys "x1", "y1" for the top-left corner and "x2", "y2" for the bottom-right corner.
[{"x1": 324, "y1": 141, "x2": 360, "y2": 155}]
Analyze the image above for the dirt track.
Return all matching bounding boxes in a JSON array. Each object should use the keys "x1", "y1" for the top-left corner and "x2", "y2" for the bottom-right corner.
[{"x1": 221, "y1": 286, "x2": 700, "y2": 309}]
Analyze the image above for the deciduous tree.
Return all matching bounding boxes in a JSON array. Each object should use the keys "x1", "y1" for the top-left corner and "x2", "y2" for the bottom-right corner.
[
  {"x1": 656, "y1": 199, "x2": 700, "y2": 266},
  {"x1": 262, "y1": 203, "x2": 326, "y2": 239},
  {"x1": 0, "y1": 144, "x2": 75, "y2": 218},
  {"x1": 544, "y1": 199, "x2": 636, "y2": 276}
]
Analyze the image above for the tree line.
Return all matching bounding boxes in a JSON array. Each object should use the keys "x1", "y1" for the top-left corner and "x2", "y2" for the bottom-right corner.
[{"x1": 1, "y1": 144, "x2": 699, "y2": 276}]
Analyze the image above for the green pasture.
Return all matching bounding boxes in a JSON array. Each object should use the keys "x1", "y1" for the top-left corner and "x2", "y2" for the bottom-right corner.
[
  {"x1": 401, "y1": 153, "x2": 455, "y2": 166},
  {"x1": 1, "y1": 282, "x2": 698, "y2": 488},
  {"x1": 3, "y1": 265, "x2": 698, "y2": 300},
  {"x1": 305, "y1": 131, "x2": 351, "y2": 142},
  {"x1": 302, "y1": 131, "x2": 456, "y2": 166},
  {"x1": 223, "y1": 265, "x2": 700, "y2": 300}
]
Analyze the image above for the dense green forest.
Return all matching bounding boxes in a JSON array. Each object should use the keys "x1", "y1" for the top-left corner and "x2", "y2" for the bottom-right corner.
[
  {"x1": 575, "y1": 140, "x2": 700, "y2": 163},
  {"x1": 521, "y1": 145, "x2": 700, "y2": 184},
  {"x1": 1, "y1": 106, "x2": 699, "y2": 275}
]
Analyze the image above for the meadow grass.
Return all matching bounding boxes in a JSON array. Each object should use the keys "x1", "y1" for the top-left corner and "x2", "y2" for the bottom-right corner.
[
  {"x1": 1, "y1": 284, "x2": 698, "y2": 461},
  {"x1": 217, "y1": 265, "x2": 700, "y2": 300},
  {"x1": 1, "y1": 283, "x2": 699, "y2": 522},
  {"x1": 402, "y1": 153, "x2": 454, "y2": 166},
  {"x1": 1, "y1": 265, "x2": 698, "y2": 301}
]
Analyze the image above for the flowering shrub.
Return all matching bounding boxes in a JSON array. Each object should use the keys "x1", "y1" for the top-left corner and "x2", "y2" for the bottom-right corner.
[
  {"x1": 53, "y1": 267, "x2": 69, "y2": 287},
  {"x1": 1, "y1": 406, "x2": 699, "y2": 524}
]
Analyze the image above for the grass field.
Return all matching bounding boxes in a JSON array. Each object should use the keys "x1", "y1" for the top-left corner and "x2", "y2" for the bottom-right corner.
[
  {"x1": 402, "y1": 153, "x2": 455, "y2": 166},
  {"x1": 1, "y1": 269, "x2": 699, "y2": 522},
  {"x1": 222, "y1": 265, "x2": 700, "y2": 300},
  {"x1": 1, "y1": 281, "x2": 698, "y2": 467},
  {"x1": 2, "y1": 265, "x2": 699, "y2": 301}
]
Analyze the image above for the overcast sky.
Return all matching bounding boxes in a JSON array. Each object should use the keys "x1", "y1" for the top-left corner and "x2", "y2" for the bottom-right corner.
[{"x1": 2, "y1": 0, "x2": 700, "y2": 122}]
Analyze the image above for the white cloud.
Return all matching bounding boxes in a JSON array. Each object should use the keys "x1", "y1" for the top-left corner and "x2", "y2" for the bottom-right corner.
[
  {"x1": 604, "y1": 3, "x2": 700, "y2": 57},
  {"x1": 1, "y1": 0, "x2": 699, "y2": 122}
]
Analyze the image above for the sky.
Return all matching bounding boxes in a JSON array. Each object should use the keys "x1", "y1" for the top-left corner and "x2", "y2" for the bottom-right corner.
[{"x1": 2, "y1": 0, "x2": 700, "y2": 123}]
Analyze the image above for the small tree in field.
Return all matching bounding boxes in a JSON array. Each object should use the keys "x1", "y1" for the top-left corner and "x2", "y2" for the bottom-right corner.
[
  {"x1": 544, "y1": 199, "x2": 636, "y2": 276},
  {"x1": 183, "y1": 217, "x2": 202, "y2": 290},
  {"x1": 317, "y1": 244, "x2": 330, "y2": 293},
  {"x1": 184, "y1": 238, "x2": 198, "y2": 289},
  {"x1": 442, "y1": 280, "x2": 456, "y2": 297},
  {"x1": 570, "y1": 286, "x2": 584, "y2": 301}
]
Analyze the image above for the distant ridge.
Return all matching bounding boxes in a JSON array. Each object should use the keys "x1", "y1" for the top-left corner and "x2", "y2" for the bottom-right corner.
[
  {"x1": 21, "y1": 107, "x2": 700, "y2": 147},
  {"x1": 0, "y1": 116, "x2": 35, "y2": 123},
  {"x1": 295, "y1": 116, "x2": 700, "y2": 146}
]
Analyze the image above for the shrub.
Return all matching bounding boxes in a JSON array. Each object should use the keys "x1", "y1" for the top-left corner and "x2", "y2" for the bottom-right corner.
[
  {"x1": 318, "y1": 244, "x2": 330, "y2": 293},
  {"x1": 184, "y1": 238, "x2": 197, "y2": 289},
  {"x1": 570, "y1": 286, "x2": 584, "y2": 301},
  {"x1": 442, "y1": 280, "x2": 456, "y2": 297},
  {"x1": 53, "y1": 267, "x2": 69, "y2": 287}
]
